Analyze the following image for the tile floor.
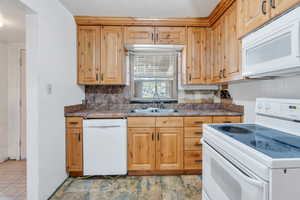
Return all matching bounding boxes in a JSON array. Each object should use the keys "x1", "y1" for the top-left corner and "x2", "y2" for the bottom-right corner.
[
  {"x1": 0, "y1": 160, "x2": 26, "y2": 200},
  {"x1": 50, "y1": 175, "x2": 202, "y2": 200}
]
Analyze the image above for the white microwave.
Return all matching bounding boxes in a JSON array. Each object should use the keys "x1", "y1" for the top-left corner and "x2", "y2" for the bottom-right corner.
[{"x1": 242, "y1": 7, "x2": 300, "y2": 78}]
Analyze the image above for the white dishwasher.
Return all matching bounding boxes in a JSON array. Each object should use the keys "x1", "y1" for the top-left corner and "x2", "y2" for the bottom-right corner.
[{"x1": 83, "y1": 119, "x2": 127, "y2": 176}]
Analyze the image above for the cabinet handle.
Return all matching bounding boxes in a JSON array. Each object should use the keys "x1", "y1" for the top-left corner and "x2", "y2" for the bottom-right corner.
[
  {"x1": 195, "y1": 160, "x2": 202, "y2": 163},
  {"x1": 157, "y1": 133, "x2": 160, "y2": 140},
  {"x1": 69, "y1": 122, "x2": 78, "y2": 125},
  {"x1": 193, "y1": 121, "x2": 203, "y2": 124},
  {"x1": 194, "y1": 132, "x2": 202, "y2": 135},
  {"x1": 151, "y1": 33, "x2": 154, "y2": 41},
  {"x1": 156, "y1": 33, "x2": 159, "y2": 41},
  {"x1": 262, "y1": 0, "x2": 267, "y2": 15},
  {"x1": 223, "y1": 68, "x2": 226, "y2": 78},
  {"x1": 195, "y1": 143, "x2": 202, "y2": 147},
  {"x1": 96, "y1": 74, "x2": 99, "y2": 81},
  {"x1": 219, "y1": 69, "x2": 223, "y2": 79},
  {"x1": 78, "y1": 133, "x2": 81, "y2": 142},
  {"x1": 270, "y1": 0, "x2": 276, "y2": 9},
  {"x1": 152, "y1": 133, "x2": 154, "y2": 141},
  {"x1": 189, "y1": 74, "x2": 192, "y2": 81},
  {"x1": 101, "y1": 73, "x2": 104, "y2": 81},
  {"x1": 224, "y1": 121, "x2": 232, "y2": 123}
]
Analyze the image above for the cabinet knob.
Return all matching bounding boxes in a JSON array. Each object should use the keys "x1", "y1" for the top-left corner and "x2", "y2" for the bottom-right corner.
[
  {"x1": 262, "y1": 0, "x2": 267, "y2": 15},
  {"x1": 270, "y1": 0, "x2": 276, "y2": 9}
]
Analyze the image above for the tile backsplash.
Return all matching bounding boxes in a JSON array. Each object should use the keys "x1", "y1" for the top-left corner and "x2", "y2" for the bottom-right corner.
[{"x1": 85, "y1": 85, "x2": 218, "y2": 105}]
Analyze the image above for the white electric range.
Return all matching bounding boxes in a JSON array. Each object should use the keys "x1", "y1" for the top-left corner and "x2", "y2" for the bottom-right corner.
[{"x1": 202, "y1": 98, "x2": 300, "y2": 200}]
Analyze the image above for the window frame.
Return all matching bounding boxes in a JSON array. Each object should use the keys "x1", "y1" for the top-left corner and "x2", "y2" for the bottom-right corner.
[{"x1": 129, "y1": 51, "x2": 179, "y2": 102}]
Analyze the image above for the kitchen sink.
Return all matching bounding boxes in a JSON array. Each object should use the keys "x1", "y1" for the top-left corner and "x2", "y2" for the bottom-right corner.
[{"x1": 129, "y1": 107, "x2": 179, "y2": 114}]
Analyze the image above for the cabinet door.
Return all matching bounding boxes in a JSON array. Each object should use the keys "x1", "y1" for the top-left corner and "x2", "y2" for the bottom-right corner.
[
  {"x1": 211, "y1": 18, "x2": 225, "y2": 83},
  {"x1": 66, "y1": 128, "x2": 83, "y2": 172},
  {"x1": 128, "y1": 128, "x2": 156, "y2": 171},
  {"x1": 77, "y1": 26, "x2": 101, "y2": 84},
  {"x1": 224, "y1": 2, "x2": 242, "y2": 81},
  {"x1": 156, "y1": 128, "x2": 183, "y2": 170},
  {"x1": 271, "y1": 0, "x2": 300, "y2": 18},
  {"x1": 239, "y1": 0, "x2": 270, "y2": 36},
  {"x1": 155, "y1": 27, "x2": 186, "y2": 45},
  {"x1": 101, "y1": 26, "x2": 124, "y2": 85},
  {"x1": 124, "y1": 26, "x2": 154, "y2": 44},
  {"x1": 186, "y1": 27, "x2": 207, "y2": 84}
]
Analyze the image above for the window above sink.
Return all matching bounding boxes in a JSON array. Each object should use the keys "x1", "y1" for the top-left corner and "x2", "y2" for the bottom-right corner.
[{"x1": 129, "y1": 50, "x2": 179, "y2": 102}]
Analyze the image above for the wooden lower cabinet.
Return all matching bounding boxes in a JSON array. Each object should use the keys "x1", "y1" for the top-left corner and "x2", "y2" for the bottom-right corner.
[
  {"x1": 66, "y1": 127, "x2": 83, "y2": 174},
  {"x1": 184, "y1": 151, "x2": 202, "y2": 170},
  {"x1": 156, "y1": 128, "x2": 183, "y2": 170},
  {"x1": 128, "y1": 128, "x2": 156, "y2": 171}
]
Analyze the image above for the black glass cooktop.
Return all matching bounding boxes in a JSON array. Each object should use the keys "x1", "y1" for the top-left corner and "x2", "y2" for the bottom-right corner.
[{"x1": 209, "y1": 124, "x2": 300, "y2": 159}]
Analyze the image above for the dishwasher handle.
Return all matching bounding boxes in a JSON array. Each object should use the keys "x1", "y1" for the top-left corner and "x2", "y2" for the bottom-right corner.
[{"x1": 86, "y1": 125, "x2": 121, "y2": 128}]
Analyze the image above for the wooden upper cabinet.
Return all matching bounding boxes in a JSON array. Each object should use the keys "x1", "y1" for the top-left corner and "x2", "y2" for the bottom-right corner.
[
  {"x1": 155, "y1": 27, "x2": 186, "y2": 45},
  {"x1": 156, "y1": 128, "x2": 183, "y2": 170},
  {"x1": 186, "y1": 27, "x2": 207, "y2": 84},
  {"x1": 124, "y1": 26, "x2": 154, "y2": 44},
  {"x1": 128, "y1": 128, "x2": 156, "y2": 171},
  {"x1": 237, "y1": 0, "x2": 270, "y2": 37},
  {"x1": 101, "y1": 26, "x2": 124, "y2": 85},
  {"x1": 77, "y1": 26, "x2": 100, "y2": 84},
  {"x1": 66, "y1": 128, "x2": 83, "y2": 172},
  {"x1": 223, "y1": 2, "x2": 242, "y2": 81},
  {"x1": 211, "y1": 17, "x2": 225, "y2": 83},
  {"x1": 270, "y1": 0, "x2": 300, "y2": 18}
]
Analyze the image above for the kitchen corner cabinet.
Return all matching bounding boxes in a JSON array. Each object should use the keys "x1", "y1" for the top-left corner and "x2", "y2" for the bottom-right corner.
[
  {"x1": 77, "y1": 26, "x2": 125, "y2": 85},
  {"x1": 211, "y1": 1, "x2": 242, "y2": 84},
  {"x1": 124, "y1": 26, "x2": 186, "y2": 45},
  {"x1": 66, "y1": 117, "x2": 83, "y2": 175},
  {"x1": 237, "y1": 0, "x2": 300, "y2": 38}
]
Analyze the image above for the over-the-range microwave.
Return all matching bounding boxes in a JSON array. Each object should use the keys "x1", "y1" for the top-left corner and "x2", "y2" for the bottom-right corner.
[{"x1": 242, "y1": 6, "x2": 300, "y2": 78}]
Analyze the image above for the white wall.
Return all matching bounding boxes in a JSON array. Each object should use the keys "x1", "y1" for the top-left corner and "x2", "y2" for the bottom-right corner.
[
  {"x1": 229, "y1": 76, "x2": 300, "y2": 123},
  {"x1": 7, "y1": 43, "x2": 25, "y2": 160},
  {"x1": 19, "y1": 0, "x2": 85, "y2": 199},
  {"x1": 0, "y1": 42, "x2": 8, "y2": 162}
]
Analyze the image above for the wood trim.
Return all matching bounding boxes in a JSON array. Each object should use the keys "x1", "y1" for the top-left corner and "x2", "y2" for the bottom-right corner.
[
  {"x1": 74, "y1": 0, "x2": 235, "y2": 27},
  {"x1": 69, "y1": 171, "x2": 83, "y2": 177},
  {"x1": 208, "y1": 0, "x2": 236, "y2": 25},
  {"x1": 128, "y1": 169, "x2": 201, "y2": 176},
  {"x1": 75, "y1": 16, "x2": 210, "y2": 27}
]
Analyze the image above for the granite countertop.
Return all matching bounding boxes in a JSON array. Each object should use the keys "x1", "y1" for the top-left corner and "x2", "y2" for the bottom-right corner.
[{"x1": 65, "y1": 108, "x2": 243, "y2": 118}]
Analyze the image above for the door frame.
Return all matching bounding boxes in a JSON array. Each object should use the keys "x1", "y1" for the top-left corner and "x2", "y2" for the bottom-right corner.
[{"x1": 19, "y1": 48, "x2": 26, "y2": 160}]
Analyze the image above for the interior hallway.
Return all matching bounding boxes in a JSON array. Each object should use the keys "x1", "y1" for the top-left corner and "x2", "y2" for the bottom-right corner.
[{"x1": 0, "y1": 160, "x2": 26, "y2": 200}]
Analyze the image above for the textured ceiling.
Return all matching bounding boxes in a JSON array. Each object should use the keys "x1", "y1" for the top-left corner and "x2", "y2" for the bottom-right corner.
[{"x1": 59, "y1": 0, "x2": 221, "y2": 18}]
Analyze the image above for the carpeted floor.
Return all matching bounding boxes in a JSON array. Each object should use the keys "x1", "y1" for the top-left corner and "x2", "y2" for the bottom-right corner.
[{"x1": 50, "y1": 175, "x2": 202, "y2": 200}]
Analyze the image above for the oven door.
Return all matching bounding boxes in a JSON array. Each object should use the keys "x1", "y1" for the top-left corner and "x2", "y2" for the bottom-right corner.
[{"x1": 203, "y1": 142, "x2": 269, "y2": 200}]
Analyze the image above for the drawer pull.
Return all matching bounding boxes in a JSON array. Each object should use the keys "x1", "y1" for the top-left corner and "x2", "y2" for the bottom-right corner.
[
  {"x1": 195, "y1": 143, "x2": 202, "y2": 147},
  {"x1": 223, "y1": 121, "x2": 232, "y2": 123},
  {"x1": 194, "y1": 132, "x2": 202, "y2": 135},
  {"x1": 193, "y1": 121, "x2": 204, "y2": 124},
  {"x1": 195, "y1": 160, "x2": 202, "y2": 163},
  {"x1": 69, "y1": 122, "x2": 79, "y2": 125}
]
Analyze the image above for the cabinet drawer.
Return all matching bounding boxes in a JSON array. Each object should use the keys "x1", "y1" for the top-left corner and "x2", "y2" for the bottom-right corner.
[
  {"x1": 184, "y1": 151, "x2": 202, "y2": 170},
  {"x1": 184, "y1": 138, "x2": 202, "y2": 151},
  {"x1": 128, "y1": 117, "x2": 156, "y2": 128},
  {"x1": 184, "y1": 127, "x2": 203, "y2": 138},
  {"x1": 66, "y1": 117, "x2": 82, "y2": 128},
  {"x1": 156, "y1": 117, "x2": 183, "y2": 127},
  {"x1": 184, "y1": 117, "x2": 212, "y2": 127},
  {"x1": 213, "y1": 116, "x2": 241, "y2": 123}
]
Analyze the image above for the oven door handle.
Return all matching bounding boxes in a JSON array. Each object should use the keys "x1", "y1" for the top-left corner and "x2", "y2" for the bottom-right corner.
[{"x1": 206, "y1": 141, "x2": 265, "y2": 188}]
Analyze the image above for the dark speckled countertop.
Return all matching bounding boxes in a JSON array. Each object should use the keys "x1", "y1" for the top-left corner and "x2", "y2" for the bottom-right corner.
[{"x1": 65, "y1": 108, "x2": 243, "y2": 118}]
